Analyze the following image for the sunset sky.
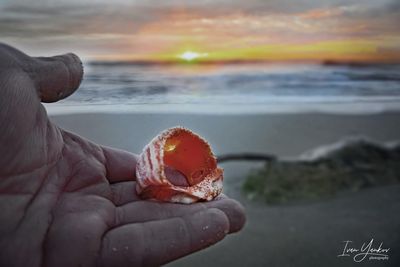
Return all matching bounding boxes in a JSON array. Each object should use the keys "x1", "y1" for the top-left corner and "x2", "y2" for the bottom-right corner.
[{"x1": 1, "y1": 0, "x2": 400, "y2": 63}]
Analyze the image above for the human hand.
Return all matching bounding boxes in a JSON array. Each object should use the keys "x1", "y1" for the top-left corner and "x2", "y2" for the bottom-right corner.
[{"x1": 0, "y1": 43, "x2": 246, "y2": 267}]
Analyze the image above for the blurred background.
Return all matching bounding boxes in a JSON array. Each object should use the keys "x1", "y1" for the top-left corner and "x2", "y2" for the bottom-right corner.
[{"x1": 1, "y1": 0, "x2": 399, "y2": 266}]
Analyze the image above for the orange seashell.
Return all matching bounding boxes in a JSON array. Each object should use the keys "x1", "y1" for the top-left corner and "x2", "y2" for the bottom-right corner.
[{"x1": 136, "y1": 127, "x2": 223, "y2": 204}]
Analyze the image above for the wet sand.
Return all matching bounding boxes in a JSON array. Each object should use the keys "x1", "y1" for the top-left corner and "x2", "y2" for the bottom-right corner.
[{"x1": 50, "y1": 111, "x2": 400, "y2": 267}]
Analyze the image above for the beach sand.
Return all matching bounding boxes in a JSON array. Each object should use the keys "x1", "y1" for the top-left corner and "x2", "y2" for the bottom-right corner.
[{"x1": 50, "y1": 111, "x2": 400, "y2": 267}]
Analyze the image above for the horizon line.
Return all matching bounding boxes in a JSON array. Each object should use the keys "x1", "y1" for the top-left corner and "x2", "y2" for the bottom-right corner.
[{"x1": 87, "y1": 58, "x2": 400, "y2": 66}]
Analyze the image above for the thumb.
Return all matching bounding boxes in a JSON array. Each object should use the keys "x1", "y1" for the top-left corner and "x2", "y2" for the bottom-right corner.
[{"x1": 32, "y1": 54, "x2": 83, "y2": 103}]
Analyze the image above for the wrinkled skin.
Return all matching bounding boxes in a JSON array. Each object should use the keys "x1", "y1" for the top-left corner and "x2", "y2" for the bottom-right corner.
[{"x1": 0, "y1": 44, "x2": 246, "y2": 267}]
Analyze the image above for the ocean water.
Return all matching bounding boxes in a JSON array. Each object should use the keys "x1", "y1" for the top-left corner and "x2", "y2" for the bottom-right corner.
[{"x1": 50, "y1": 62, "x2": 400, "y2": 114}]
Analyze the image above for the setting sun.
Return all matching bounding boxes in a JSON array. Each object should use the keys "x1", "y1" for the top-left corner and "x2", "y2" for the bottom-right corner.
[{"x1": 178, "y1": 51, "x2": 208, "y2": 62}]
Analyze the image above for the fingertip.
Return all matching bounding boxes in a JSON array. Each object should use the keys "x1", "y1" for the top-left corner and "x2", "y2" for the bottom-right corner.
[
  {"x1": 186, "y1": 208, "x2": 229, "y2": 250},
  {"x1": 35, "y1": 53, "x2": 84, "y2": 103},
  {"x1": 225, "y1": 200, "x2": 246, "y2": 233},
  {"x1": 52, "y1": 53, "x2": 83, "y2": 100},
  {"x1": 208, "y1": 198, "x2": 246, "y2": 233},
  {"x1": 204, "y1": 208, "x2": 230, "y2": 236},
  {"x1": 61, "y1": 52, "x2": 84, "y2": 94}
]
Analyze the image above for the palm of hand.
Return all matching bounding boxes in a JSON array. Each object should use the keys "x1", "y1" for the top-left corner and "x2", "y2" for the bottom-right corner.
[{"x1": 0, "y1": 44, "x2": 245, "y2": 267}]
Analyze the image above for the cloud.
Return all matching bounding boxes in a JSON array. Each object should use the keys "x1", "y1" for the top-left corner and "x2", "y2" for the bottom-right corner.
[
  {"x1": 1, "y1": 0, "x2": 396, "y2": 39},
  {"x1": 0, "y1": 2, "x2": 164, "y2": 38},
  {"x1": 0, "y1": 0, "x2": 399, "y2": 59}
]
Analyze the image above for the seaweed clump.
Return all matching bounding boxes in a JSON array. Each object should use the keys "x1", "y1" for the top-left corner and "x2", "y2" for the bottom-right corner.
[{"x1": 242, "y1": 140, "x2": 400, "y2": 204}]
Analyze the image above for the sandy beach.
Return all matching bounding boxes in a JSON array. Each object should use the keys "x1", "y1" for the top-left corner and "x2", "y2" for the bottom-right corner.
[{"x1": 50, "y1": 111, "x2": 400, "y2": 267}]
